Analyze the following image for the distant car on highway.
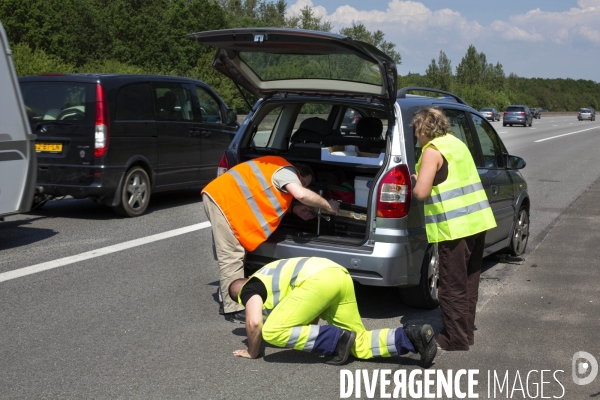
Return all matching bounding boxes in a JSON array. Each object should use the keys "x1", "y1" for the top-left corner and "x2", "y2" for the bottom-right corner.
[
  {"x1": 530, "y1": 108, "x2": 540, "y2": 119},
  {"x1": 578, "y1": 108, "x2": 596, "y2": 121},
  {"x1": 503, "y1": 105, "x2": 533, "y2": 127},
  {"x1": 479, "y1": 107, "x2": 500, "y2": 121}
]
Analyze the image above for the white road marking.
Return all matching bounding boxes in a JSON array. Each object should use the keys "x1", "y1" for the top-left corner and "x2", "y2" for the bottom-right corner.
[
  {"x1": 497, "y1": 131, "x2": 507, "y2": 133},
  {"x1": 534, "y1": 126, "x2": 600, "y2": 143},
  {"x1": 0, "y1": 222, "x2": 212, "y2": 284}
]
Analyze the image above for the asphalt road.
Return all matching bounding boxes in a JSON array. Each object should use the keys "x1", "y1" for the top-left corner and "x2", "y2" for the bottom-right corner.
[{"x1": 1, "y1": 116, "x2": 599, "y2": 399}]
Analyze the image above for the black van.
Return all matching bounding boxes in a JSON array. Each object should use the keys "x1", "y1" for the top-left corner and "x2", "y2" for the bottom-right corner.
[{"x1": 19, "y1": 74, "x2": 238, "y2": 217}]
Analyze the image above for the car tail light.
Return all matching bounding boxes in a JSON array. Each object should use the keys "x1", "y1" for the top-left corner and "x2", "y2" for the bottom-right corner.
[
  {"x1": 94, "y1": 84, "x2": 109, "y2": 158},
  {"x1": 376, "y1": 165, "x2": 411, "y2": 218},
  {"x1": 520, "y1": 111, "x2": 525, "y2": 115},
  {"x1": 217, "y1": 153, "x2": 228, "y2": 176},
  {"x1": 504, "y1": 111, "x2": 508, "y2": 115}
]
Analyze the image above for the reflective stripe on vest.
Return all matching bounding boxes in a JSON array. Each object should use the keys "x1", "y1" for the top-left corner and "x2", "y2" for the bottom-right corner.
[
  {"x1": 425, "y1": 199, "x2": 491, "y2": 224},
  {"x1": 425, "y1": 182, "x2": 484, "y2": 205},
  {"x1": 257, "y1": 257, "x2": 310, "y2": 315},
  {"x1": 201, "y1": 156, "x2": 295, "y2": 251},
  {"x1": 416, "y1": 134, "x2": 496, "y2": 242},
  {"x1": 240, "y1": 257, "x2": 345, "y2": 317},
  {"x1": 228, "y1": 169, "x2": 271, "y2": 238}
]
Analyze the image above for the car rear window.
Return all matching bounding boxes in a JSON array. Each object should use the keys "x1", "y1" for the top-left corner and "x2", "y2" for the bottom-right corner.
[
  {"x1": 506, "y1": 106, "x2": 525, "y2": 112},
  {"x1": 580, "y1": 108, "x2": 591, "y2": 113},
  {"x1": 20, "y1": 81, "x2": 95, "y2": 124},
  {"x1": 480, "y1": 108, "x2": 492, "y2": 111},
  {"x1": 238, "y1": 52, "x2": 382, "y2": 86}
]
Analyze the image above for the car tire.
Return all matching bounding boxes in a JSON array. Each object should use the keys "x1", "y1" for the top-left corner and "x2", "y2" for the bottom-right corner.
[
  {"x1": 400, "y1": 244, "x2": 439, "y2": 310},
  {"x1": 507, "y1": 206, "x2": 530, "y2": 256},
  {"x1": 113, "y1": 166, "x2": 151, "y2": 217},
  {"x1": 529, "y1": 120, "x2": 532, "y2": 127},
  {"x1": 503, "y1": 123, "x2": 507, "y2": 127}
]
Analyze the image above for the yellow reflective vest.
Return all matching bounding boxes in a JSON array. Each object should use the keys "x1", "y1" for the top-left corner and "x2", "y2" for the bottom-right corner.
[
  {"x1": 238, "y1": 257, "x2": 346, "y2": 316},
  {"x1": 416, "y1": 134, "x2": 497, "y2": 243}
]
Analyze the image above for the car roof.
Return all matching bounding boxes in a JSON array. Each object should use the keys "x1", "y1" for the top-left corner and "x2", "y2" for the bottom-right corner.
[{"x1": 18, "y1": 73, "x2": 208, "y2": 85}]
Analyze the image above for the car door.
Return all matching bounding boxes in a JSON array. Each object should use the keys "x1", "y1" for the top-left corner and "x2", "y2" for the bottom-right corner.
[
  {"x1": 192, "y1": 85, "x2": 237, "y2": 183},
  {"x1": 0, "y1": 23, "x2": 36, "y2": 217},
  {"x1": 152, "y1": 82, "x2": 199, "y2": 186},
  {"x1": 469, "y1": 113, "x2": 515, "y2": 245}
]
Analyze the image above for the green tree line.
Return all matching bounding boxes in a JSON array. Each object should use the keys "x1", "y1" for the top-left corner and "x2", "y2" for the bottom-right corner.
[
  {"x1": 1, "y1": 0, "x2": 597, "y2": 112},
  {"x1": 405, "y1": 45, "x2": 599, "y2": 111}
]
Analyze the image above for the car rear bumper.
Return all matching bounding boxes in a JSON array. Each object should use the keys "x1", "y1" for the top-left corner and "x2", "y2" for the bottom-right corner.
[
  {"x1": 504, "y1": 117, "x2": 527, "y2": 124},
  {"x1": 246, "y1": 236, "x2": 426, "y2": 288},
  {"x1": 36, "y1": 164, "x2": 124, "y2": 200}
]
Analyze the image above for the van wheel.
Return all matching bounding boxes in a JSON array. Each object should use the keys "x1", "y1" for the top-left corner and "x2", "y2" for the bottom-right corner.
[
  {"x1": 113, "y1": 167, "x2": 151, "y2": 217},
  {"x1": 400, "y1": 244, "x2": 440, "y2": 310},
  {"x1": 507, "y1": 206, "x2": 529, "y2": 256}
]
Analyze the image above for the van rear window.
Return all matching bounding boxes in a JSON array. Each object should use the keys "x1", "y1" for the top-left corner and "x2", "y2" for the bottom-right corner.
[{"x1": 19, "y1": 82, "x2": 95, "y2": 123}]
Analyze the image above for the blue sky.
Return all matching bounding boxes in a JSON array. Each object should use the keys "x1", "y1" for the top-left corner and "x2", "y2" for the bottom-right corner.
[{"x1": 286, "y1": 0, "x2": 600, "y2": 81}]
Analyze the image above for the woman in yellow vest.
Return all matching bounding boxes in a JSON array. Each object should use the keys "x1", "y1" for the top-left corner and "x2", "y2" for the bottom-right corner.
[{"x1": 411, "y1": 107, "x2": 496, "y2": 351}]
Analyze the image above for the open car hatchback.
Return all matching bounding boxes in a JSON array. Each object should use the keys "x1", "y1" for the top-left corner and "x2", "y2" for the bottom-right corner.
[{"x1": 188, "y1": 28, "x2": 531, "y2": 309}]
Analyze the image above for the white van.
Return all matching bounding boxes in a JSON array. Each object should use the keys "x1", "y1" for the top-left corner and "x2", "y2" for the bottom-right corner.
[{"x1": 0, "y1": 22, "x2": 37, "y2": 219}]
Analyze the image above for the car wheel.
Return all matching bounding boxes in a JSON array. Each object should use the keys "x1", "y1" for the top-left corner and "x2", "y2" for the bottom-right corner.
[
  {"x1": 113, "y1": 166, "x2": 151, "y2": 217},
  {"x1": 507, "y1": 206, "x2": 530, "y2": 256},
  {"x1": 529, "y1": 119, "x2": 533, "y2": 127},
  {"x1": 400, "y1": 244, "x2": 439, "y2": 310},
  {"x1": 503, "y1": 123, "x2": 507, "y2": 127}
]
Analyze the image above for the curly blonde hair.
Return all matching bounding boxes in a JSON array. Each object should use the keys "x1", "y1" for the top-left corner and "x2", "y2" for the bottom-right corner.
[{"x1": 411, "y1": 107, "x2": 450, "y2": 140}]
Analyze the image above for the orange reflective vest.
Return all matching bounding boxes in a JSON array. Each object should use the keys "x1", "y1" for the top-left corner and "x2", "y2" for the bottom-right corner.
[{"x1": 202, "y1": 156, "x2": 297, "y2": 251}]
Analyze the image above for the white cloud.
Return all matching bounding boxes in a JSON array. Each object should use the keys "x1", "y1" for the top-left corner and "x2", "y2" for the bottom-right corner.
[
  {"x1": 286, "y1": 0, "x2": 328, "y2": 19},
  {"x1": 286, "y1": 0, "x2": 600, "y2": 47},
  {"x1": 285, "y1": 0, "x2": 600, "y2": 79}
]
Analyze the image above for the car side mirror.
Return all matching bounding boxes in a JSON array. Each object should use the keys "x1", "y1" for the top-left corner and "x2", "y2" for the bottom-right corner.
[
  {"x1": 226, "y1": 108, "x2": 238, "y2": 126},
  {"x1": 506, "y1": 155, "x2": 526, "y2": 169}
]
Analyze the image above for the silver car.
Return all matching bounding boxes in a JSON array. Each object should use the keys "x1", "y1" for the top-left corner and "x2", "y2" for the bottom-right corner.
[
  {"x1": 503, "y1": 105, "x2": 533, "y2": 127},
  {"x1": 189, "y1": 28, "x2": 531, "y2": 309},
  {"x1": 479, "y1": 107, "x2": 500, "y2": 121},
  {"x1": 578, "y1": 108, "x2": 596, "y2": 121}
]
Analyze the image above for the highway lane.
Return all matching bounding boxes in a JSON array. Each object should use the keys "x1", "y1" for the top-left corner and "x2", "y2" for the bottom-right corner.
[
  {"x1": 491, "y1": 116, "x2": 600, "y2": 250},
  {"x1": 1, "y1": 116, "x2": 599, "y2": 398}
]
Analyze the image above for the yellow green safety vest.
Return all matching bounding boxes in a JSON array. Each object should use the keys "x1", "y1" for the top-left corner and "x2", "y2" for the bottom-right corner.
[
  {"x1": 238, "y1": 257, "x2": 345, "y2": 316},
  {"x1": 416, "y1": 134, "x2": 497, "y2": 243}
]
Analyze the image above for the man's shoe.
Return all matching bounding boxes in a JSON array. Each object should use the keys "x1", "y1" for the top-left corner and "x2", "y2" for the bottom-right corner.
[
  {"x1": 326, "y1": 329, "x2": 356, "y2": 365},
  {"x1": 404, "y1": 324, "x2": 436, "y2": 368},
  {"x1": 225, "y1": 310, "x2": 246, "y2": 324},
  {"x1": 216, "y1": 288, "x2": 224, "y2": 315}
]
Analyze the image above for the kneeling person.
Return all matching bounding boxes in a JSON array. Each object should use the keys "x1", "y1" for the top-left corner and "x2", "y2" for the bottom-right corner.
[{"x1": 228, "y1": 257, "x2": 437, "y2": 368}]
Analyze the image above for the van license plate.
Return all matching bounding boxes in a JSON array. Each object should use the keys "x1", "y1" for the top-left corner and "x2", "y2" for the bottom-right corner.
[{"x1": 36, "y1": 143, "x2": 63, "y2": 153}]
